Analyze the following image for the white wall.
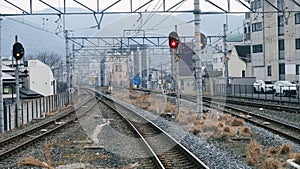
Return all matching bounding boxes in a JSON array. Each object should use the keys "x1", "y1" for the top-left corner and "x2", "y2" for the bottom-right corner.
[{"x1": 27, "y1": 60, "x2": 54, "y2": 96}]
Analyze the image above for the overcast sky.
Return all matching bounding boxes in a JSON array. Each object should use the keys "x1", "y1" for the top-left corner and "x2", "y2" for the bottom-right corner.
[{"x1": 0, "y1": 0, "x2": 249, "y2": 14}]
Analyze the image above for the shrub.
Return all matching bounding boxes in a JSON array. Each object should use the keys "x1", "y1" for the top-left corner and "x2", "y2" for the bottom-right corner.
[{"x1": 263, "y1": 158, "x2": 282, "y2": 169}]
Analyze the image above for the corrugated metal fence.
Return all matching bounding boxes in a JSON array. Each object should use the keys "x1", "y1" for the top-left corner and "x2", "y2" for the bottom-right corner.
[{"x1": 3, "y1": 93, "x2": 69, "y2": 131}]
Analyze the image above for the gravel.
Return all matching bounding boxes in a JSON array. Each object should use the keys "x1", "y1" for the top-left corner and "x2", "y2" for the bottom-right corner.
[
  {"x1": 2, "y1": 92, "x2": 299, "y2": 169},
  {"x1": 109, "y1": 95, "x2": 300, "y2": 169}
]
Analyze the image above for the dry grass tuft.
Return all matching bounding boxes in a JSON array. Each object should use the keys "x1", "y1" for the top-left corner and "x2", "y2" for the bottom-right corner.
[
  {"x1": 165, "y1": 102, "x2": 176, "y2": 113},
  {"x1": 278, "y1": 144, "x2": 292, "y2": 155},
  {"x1": 218, "y1": 122, "x2": 225, "y2": 128},
  {"x1": 231, "y1": 117, "x2": 244, "y2": 126},
  {"x1": 221, "y1": 114, "x2": 231, "y2": 122},
  {"x1": 267, "y1": 146, "x2": 278, "y2": 155},
  {"x1": 223, "y1": 126, "x2": 231, "y2": 133},
  {"x1": 246, "y1": 140, "x2": 263, "y2": 166},
  {"x1": 202, "y1": 113, "x2": 208, "y2": 120},
  {"x1": 18, "y1": 157, "x2": 50, "y2": 168},
  {"x1": 190, "y1": 125, "x2": 202, "y2": 135},
  {"x1": 241, "y1": 126, "x2": 251, "y2": 134},
  {"x1": 263, "y1": 158, "x2": 282, "y2": 169},
  {"x1": 194, "y1": 119, "x2": 205, "y2": 126},
  {"x1": 291, "y1": 153, "x2": 300, "y2": 164},
  {"x1": 44, "y1": 142, "x2": 52, "y2": 167}
]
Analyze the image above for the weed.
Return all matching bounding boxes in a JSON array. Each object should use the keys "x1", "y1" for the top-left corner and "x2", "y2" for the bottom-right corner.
[
  {"x1": 231, "y1": 117, "x2": 244, "y2": 126},
  {"x1": 263, "y1": 158, "x2": 282, "y2": 169},
  {"x1": 246, "y1": 140, "x2": 263, "y2": 166},
  {"x1": 267, "y1": 146, "x2": 278, "y2": 156},
  {"x1": 241, "y1": 126, "x2": 251, "y2": 134},
  {"x1": 279, "y1": 144, "x2": 292, "y2": 155}
]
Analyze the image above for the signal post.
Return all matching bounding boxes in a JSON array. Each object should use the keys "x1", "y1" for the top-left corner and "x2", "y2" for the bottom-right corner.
[{"x1": 13, "y1": 36, "x2": 25, "y2": 128}]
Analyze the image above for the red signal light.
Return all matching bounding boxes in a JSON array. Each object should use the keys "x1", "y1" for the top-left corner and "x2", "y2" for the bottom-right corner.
[
  {"x1": 169, "y1": 39, "x2": 178, "y2": 49},
  {"x1": 169, "y1": 31, "x2": 179, "y2": 49}
]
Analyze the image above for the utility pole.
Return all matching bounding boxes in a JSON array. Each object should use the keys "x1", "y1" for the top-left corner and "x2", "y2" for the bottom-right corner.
[
  {"x1": 0, "y1": 18, "x2": 3, "y2": 132},
  {"x1": 65, "y1": 30, "x2": 71, "y2": 103},
  {"x1": 194, "y1": 0, "x2": 203, "y2": 114},
  {"x1": 223, "y1": 23, "x2": 229, "y2": 94}
]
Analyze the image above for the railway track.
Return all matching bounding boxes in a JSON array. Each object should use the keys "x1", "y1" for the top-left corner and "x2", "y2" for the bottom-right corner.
[
  {"x1": 97, "y1": 92, "x2": 209, "y2": 169},
  {"x1": 0, "y1": 89, "x2": 97, "y2": 160},
  {"x1": 203, "y1": 96, "x2": 300, "y2": 113}
]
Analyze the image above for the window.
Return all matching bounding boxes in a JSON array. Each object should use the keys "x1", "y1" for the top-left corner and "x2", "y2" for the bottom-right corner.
[
  {"x1": 267, "y1": 66, "x2": 272, "y2": 76},
  {"x1": 3, "y1": 86, "x2": 10, "y2": 94},
  {"x1": 278, "y1": 39, "x2": 284, "y2": 51},
  {"x1": 115, "y1": 65, "x2": 122, "y2": 72},
  {"x1": 242, "y1": 70, "x2": 245, "y2": 77},
  {"x1": 278, "y1": 16, "x2": 284, "y2": 36},
  {"x1": 277, "y1": 0, "x2": 284, "y2": 11},
  {"x1": 253, "y1": 44, "x2": 263, "y2": 53},
  {"x1": 279, "y1": 63, "x2": 285, "y2": 80},
  {"x1": 297, "y1": 65, "x2": 300, "y2": 75},
  {"x1": 251, "y1": 0, "x2": 262, "y2": 9},
  {"x1": 295, "y1": 13, "x2": 300, "y2": 24},
  {"x1": 296, "y1": 38, "x2": 300, "y2": 50},
  {"x1": 252, "y1": 22, "x2": 262, "y2": 32}
]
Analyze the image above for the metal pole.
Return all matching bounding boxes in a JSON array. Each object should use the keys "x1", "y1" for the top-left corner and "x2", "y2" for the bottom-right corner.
[
  {"x1": 175, "y1": 25, "x2": 180, "y2": 114},
  {"x1": 15, "y1": 59, "x2": 21, "y2": 127},
  {"x1": 65, "y1": 30, "x2": 71, "y2": 103},
  {"x1": 14, "y1": 35, "x2": 21, "y2": 127},
  {"x1": 194, "y1": 0, "x2": 203, "y2": 114},
  {"x1": 0, "y1": 18, "x2": 4, "y2": 132}
]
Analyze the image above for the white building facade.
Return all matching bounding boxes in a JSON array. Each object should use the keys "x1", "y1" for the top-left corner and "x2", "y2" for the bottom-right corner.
[
  {"x1": 24, "y1": 60, "x2": 55, "y2": 96},
  {"x1": 244, "y1": 0, "x2": 300, "y2": 82}
]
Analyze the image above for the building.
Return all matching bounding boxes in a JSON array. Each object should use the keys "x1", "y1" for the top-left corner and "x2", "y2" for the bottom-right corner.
[
  {"x1": 228, "y1": 45, "x2": 251, "y2": 77},
  {"x1": 101, "y1": 52, "x2": 128, "y2": 87},
  {"x1": 243, "y1": 0, "x2": 300, "y2": 82},
  {"x1": 23, "y1": 60, "x2": 55, "y2": 96}
]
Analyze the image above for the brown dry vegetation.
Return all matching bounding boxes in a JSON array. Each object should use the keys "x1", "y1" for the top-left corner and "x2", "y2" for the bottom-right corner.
[
  {"x1": 278, "y1": 144, "x2": 292, "y2": 155},
  {"x1": 231, "y1": 117, "x2": 244, "y2": 126},
  {"x1": 267, "y1": 146, "x2": 278, "y2": 155},
  {"x1": 291, "y1": 153, "x2": 300, "y2": 164},
  {"x1": 246, "y1": 140, "x2": 263, "y2": 166},
  {"x1": 263, "y1": 158, "x2": 282, "y2": 169}
]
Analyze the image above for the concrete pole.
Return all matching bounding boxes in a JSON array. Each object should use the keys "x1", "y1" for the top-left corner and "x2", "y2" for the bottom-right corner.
[
  {"x1": 0, "y1": 18, "x2": 4, "y2": 132},
  {"x1": 194, "y1": 0, "x2": 203, "y2": 114},
  {"x1": 65, "y1": 30, "x2": 71, "y2": 103},
  {"x1": 223, "y1": 23, "x2": 229, "y2": 94}
]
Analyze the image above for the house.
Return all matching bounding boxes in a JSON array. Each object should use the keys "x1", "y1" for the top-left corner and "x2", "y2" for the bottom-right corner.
[
  {"x1": 227, "y1": 45, "x2": 251, "y2": 77},
  {"x1": 23, "y1": 60, "x2": 55, "y2": 96}
]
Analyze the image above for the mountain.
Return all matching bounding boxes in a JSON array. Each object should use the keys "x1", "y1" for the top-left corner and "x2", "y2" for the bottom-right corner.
[{"x1": 1, "y1": 8, "x2": 244, "y2": 58}]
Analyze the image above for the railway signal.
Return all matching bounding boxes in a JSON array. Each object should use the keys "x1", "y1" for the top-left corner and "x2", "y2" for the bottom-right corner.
[
  {"x1": 169, "y1": 31, "x2": 179, "y2": 49},
  {"x1": 13, "y1": 42, "x2": 25, "y2": 60}
]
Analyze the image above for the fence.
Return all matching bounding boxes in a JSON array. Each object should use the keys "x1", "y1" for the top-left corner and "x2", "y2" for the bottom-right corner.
[
  {"x1": 3, "y1": 93, "x2": 69, "y2": 131},
  {"x1": 208, "y1": 84, "x2": 300, "y2": 105}
]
